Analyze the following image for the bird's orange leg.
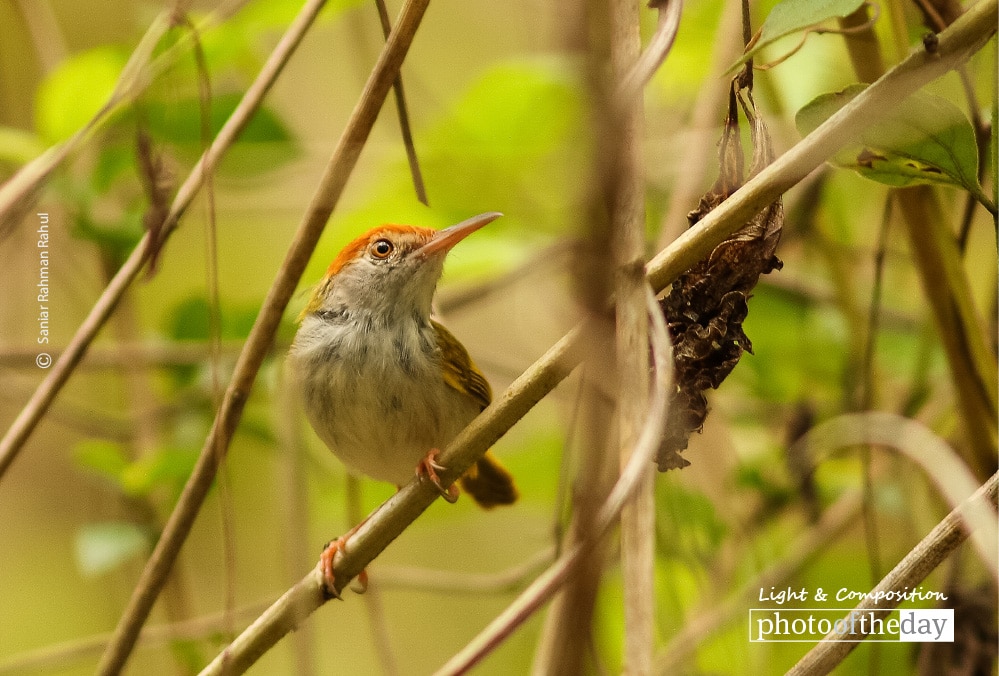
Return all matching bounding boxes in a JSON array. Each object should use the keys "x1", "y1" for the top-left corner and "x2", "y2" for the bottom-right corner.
[
  {"x1": 320, "y1": 522, "x2": 369, "y2": 599},
  {"x1": 416, "y1": 448, "x2": 459, "y2": 503}
]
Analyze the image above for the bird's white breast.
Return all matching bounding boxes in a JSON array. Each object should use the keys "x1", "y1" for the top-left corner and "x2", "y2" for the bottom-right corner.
[{"x1": 289, "y1": 312, "x2": 478, "y2": 486}]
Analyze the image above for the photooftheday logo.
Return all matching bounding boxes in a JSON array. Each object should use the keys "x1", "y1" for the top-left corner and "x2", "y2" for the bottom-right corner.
[{"x1": 750, "y1": 609, "x2": 954, "y2": 643}]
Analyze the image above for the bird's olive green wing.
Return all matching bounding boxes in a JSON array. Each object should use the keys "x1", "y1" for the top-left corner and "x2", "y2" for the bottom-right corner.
[{"x1": 433, "y1": 320, "x2": 492, "y2": 410}]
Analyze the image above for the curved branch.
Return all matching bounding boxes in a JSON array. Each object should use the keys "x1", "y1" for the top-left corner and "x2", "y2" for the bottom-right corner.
[{"x1": 618, "y1": 0, "x2": 684, "y2": 100}]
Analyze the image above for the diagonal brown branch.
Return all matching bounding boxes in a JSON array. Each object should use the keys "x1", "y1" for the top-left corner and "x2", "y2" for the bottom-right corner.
[
  {"x1": 95, "y1": 0, "x2": 436, "y2": 671},
  {"x1": 197, "y1": 325, "x2": 583, "y2": 676},
  {"x1": 654, "y1": 492, "x2": 864, "y2": 672}
]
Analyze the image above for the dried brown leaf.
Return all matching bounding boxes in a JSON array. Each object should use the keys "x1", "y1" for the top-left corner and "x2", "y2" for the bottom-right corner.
[{"x1": 657, "y1": 81, "x2": 783, "y2": 470}]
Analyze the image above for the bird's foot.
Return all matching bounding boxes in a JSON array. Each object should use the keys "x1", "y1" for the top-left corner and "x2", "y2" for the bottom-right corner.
[
  {"x1": 319, "y1": 528, "x2": 368, "y2": 599},
  {"x1": 416, "y1": 449, "x2": 459, "y2": 503}
]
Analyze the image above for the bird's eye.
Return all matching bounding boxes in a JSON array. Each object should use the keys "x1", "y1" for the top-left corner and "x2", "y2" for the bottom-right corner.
[{"x1": 370, "y1": 239, "x2": 394, "y2": 259}]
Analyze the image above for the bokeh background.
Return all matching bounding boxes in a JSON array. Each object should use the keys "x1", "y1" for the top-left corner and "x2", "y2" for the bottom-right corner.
[{"x1": 0, "y1": 0, "x2": 995, "y2": 673}]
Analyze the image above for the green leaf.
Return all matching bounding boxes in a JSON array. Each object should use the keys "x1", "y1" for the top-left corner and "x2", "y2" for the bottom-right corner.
[
  {"x1": 166, "y1": 295, "x2": 258, "y2": 342},
  {"x1": 434, "y1": 62, "x2": 583, "y2": 161},
  {"x1": 35, "y1": 46, "x2": 128, "y2": 142},
  {"x1": 72, "y1": 208, "x2": 145, "y2": 258},
  {"x1": 655, "y1": 481, "x2": 729, "y2": 559},
  {"x1": 142, "y1": 92, "x2": 297, "y2": 174},
  {"x1": 120, "y1": 446, "x2": 200, "y2": 498},
  {"x1": 144, "y1": 92, "x2": 291, "y2": 145},
  {"x1": 728, "y1": 0, "x2": 866, "y2": 72},
  {"x1": 796, "y1": 85, "x2": 993, "y2": 209},
  {"x1": 75, "y1": 522, "x2": 150, "y2": 575},
  {"x1": 233, "y1": 0, "x2": 366, "y2": 29},
  {"x1": 73, "y1": 440, "x2": 129, "y2": 485}
]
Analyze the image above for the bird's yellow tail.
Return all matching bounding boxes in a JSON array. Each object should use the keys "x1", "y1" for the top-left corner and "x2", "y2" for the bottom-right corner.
[{"x1": 460, "y1": 450, "x2": 518, "y2": 508}]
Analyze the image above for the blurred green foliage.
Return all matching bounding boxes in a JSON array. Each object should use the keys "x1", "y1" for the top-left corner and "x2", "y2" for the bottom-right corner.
[{"x1": 0, "y1": 0, "x2": 994, "y2": 673}]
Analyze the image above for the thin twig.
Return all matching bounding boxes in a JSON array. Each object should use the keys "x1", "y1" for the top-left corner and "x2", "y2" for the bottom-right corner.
[
  {"x1": 618, "y1": 0, "x2": 684, "y2": 100},
  {"x1": 191, "y1": 7, "x2": 997, "y2": 670},
  {"x1": 190, "y1": 15, "x2": 243, "y2": 650},
  {"x1": 275, "y1": 367, "x2": 317, "y2": 676},
  {"x1": 0, "y1": 0, "x2": 330, "y2": 481},
  {"x1": 655, "y1": 0, "x2": 745, "y2": 248},
  {"x1": 374, "y1": 548, "x2": 556, "y2": 594},
  {"x1": 787, "y1": 471, "x2": 999, "y2": 676},
  {"x1": 347, "y1": 476, "x2": 400, "y2": 676},
  {"x1": 373, "y1": 0, "x2": 428, "y2": 205},
  {"x1": 856, "y1": 198, "x2": 894, "y2": 596}
]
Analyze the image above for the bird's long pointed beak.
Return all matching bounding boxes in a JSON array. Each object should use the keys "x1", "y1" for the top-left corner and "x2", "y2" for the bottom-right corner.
[{"x1": 419, "y1": 212, "x2": 502, "y2": 256}]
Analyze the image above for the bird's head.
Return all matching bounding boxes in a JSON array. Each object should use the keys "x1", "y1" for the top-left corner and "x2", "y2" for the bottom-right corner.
[{"x1": 301, "y1": 212, "x2": 501, "y2": 323}]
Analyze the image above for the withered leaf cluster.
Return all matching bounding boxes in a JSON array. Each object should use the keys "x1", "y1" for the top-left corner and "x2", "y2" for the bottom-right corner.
[{"x1": 657, "y1": 80, "x2": 784, "y2": 471}]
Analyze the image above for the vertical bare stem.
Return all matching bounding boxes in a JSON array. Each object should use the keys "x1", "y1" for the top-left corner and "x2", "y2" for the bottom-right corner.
[
  {"x1": 837, "y1": 4, "x2": 885, "y2": 82},
  {"x1": 610, "y1": 0, "x2": 654, "y2": 673},
  {"x1": 896, "y1": 188, "x2": 998, "y2": 477},
  {"x1": 276, "y1": 372, "x2": 316, "y2": 676},
  {"x1": 532, "y1": 0, "x2": 619, "y2": 670}
]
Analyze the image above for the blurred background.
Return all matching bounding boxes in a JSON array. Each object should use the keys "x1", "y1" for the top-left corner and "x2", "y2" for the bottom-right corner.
[{"x1": 0, "y1": 0, "x2": 995, "y2": 673}]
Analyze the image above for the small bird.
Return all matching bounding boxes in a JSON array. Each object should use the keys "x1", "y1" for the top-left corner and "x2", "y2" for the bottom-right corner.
[{"x1": 289, "y1": 212, "x2": 518, "y2": 590}]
